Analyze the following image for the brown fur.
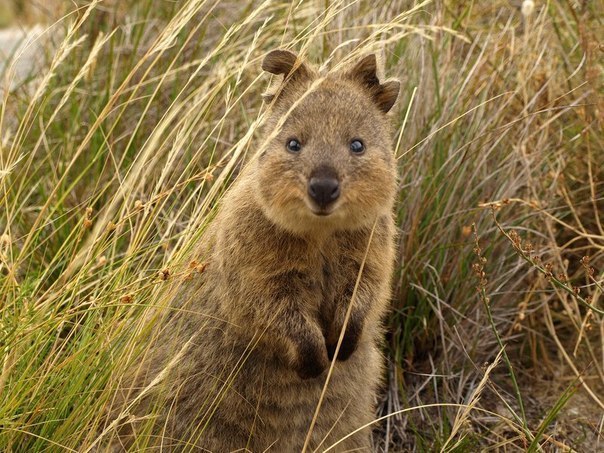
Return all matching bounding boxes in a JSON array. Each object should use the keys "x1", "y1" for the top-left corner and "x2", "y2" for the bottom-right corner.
[{"x1": 101, "y1": 50, "x2": 399, "y2": 452}]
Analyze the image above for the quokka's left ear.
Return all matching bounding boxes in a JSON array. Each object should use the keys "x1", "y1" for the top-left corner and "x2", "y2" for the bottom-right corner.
[
  {"x1": 262, "y1": 49, "x2": 311, "y2": 78},
  {"x1": 345, "y1": 54, "x2": 400, "y2": 113},
  {"x1": 261, "y1": 49, "x2": 315, "y2": 104}
]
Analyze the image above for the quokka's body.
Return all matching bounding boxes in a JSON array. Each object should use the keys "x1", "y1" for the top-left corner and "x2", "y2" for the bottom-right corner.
[{"x1": 103, "y1": 49, "x2": 400, "y2": 452}]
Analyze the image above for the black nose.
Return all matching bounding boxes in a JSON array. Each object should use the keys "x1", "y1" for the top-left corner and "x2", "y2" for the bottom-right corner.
[{"x1": 308, "y1": 176, "x2": 340, "y2": 209}]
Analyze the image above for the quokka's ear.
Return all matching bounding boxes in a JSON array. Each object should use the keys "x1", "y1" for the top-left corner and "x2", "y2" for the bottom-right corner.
[
  {"x1": 345, "y1": 54, "x2": 400, "y2": 113},
  {"x1": 261, "y1": 49, "x2": 313, "y2": 103}
]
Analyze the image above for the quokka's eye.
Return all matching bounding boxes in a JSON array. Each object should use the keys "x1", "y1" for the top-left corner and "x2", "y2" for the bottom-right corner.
[
  {"x1": 286, "y1": 138, "x2": 302, "y2": 153},
  {"x1": 349, "y1": 139, "x2": 365, "y2": 155}
]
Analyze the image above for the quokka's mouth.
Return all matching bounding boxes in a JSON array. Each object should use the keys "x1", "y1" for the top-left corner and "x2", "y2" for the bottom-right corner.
[
  {"x1": 309, "y1": 203, "x2": 338, "y2": 217},
  {"x1": 305, "y1": 197, "x2": 340, "y2": 218}
]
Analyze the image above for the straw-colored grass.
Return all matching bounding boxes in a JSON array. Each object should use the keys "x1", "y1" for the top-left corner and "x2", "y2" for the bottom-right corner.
[{"x1": 1, "y1": 0, "x2": 602, "y2": 451}]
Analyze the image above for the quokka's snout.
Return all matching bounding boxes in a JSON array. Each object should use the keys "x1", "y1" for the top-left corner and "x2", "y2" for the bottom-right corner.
[{"x1": 307, "y1": 165, "x2": 340, "y2": 213}]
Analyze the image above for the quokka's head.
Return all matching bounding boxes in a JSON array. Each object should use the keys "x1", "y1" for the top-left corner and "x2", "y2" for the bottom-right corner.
[{"x1": 254, "y1": 49, "x2": 399, "y2": 235}]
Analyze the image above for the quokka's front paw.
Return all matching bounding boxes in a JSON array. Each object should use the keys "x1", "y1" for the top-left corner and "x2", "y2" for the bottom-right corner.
[
  {"x1": 326, "y1": 318, "x2": 363, "y2": 362},
  {"x1": 296, "y1": 341, "x2": 329, "y2": 379}
]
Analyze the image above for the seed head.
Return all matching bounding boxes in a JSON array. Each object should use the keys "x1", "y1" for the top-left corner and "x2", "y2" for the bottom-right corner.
[
  {"x1": 521, "y1": 0, "x2": 535, "y2": 17},
  {"x1": 0, "y1": 233, "x2": 10, "y2": 249},
  {"x1": 83, "y1": 207, "x2": 94, "y2": 228}
]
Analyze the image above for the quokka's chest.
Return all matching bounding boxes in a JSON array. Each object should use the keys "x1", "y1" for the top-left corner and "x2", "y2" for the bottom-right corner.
[{"x1": 314, "y1": 248, "x2": 360, "y2": 314}]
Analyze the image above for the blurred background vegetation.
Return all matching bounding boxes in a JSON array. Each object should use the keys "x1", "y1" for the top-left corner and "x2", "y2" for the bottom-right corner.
[{"x1": 0, "y1": 0, "x2": 602, "y2": 451}]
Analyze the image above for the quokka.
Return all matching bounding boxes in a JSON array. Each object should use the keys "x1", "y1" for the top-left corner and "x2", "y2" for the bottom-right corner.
[{"x1": 101, "y1": 48, "x2": 400, "y2": 452}]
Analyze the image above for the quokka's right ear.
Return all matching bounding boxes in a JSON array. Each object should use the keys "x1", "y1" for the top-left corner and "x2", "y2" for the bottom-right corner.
[
  {"x1": 261, "y1": 50, "x2": 313, "y2": 103},
  {"x1": 345, "y1": 54, "x2": 400, "y2": 113}
]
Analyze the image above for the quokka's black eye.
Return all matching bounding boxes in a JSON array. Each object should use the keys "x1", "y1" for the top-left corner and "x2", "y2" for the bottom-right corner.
[
  {"x1": 286, "y1": 138, "x2": 302, "y2": 153},
  {"x1": 350, "y1": 139, "x2": 365, "y2": 155}
]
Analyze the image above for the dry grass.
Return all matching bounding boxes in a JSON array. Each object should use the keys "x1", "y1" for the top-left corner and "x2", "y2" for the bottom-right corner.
[
  {"x1": 0, "y1": 1, "x2": 66, "y2": 27},
  {"x1": 0, "y1": 0, "x2": 602, "y2": 451}
]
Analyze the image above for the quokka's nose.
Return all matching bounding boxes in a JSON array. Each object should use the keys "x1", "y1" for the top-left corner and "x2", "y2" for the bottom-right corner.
[{"x1": 308, "y1": 176, "x2": 340, "y2": 209}]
